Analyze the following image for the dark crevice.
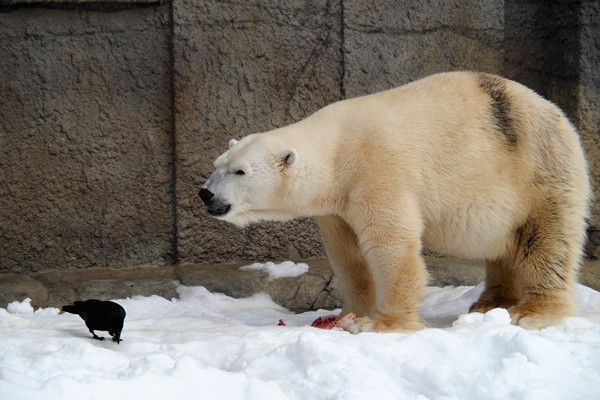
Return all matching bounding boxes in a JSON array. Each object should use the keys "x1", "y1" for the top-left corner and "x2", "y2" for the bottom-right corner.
[
  {"x1": 339, "y1": 0, "x2": 346, "y2": 100},
  {"x1": 168, "y1": 1, "x2": 178, "y2": 264}
]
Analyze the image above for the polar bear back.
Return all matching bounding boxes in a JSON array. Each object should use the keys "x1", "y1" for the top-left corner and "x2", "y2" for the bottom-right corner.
[{"x1": 282, "y1": 71, "x2": 590, "y2": 259}]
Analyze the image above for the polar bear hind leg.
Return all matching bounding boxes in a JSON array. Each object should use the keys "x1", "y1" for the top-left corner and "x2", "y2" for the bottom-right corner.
[
  {"x1": 508, "y1": 202, "x2": 582, "y2": 328},
  {"x1": 469, "y1": 257, "x2": 522, "y2": 313},
  {"x1": 473, "y1": 199, "x2": 583, "y2": 329}
]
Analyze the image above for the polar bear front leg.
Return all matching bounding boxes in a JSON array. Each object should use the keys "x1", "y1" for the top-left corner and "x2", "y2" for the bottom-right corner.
[
  {"x1": 347, "y1": 247, "x2": 428, "y2": 333},
  {"x1": 345, "y1": 198, "x2": 428, "y2": 333},
  {"x1": 316, "y1": 215, "x2": 375, "y2": 317}
]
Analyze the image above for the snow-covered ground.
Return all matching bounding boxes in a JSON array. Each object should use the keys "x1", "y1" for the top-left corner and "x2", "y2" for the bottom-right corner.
[{"x1": 1, "y1": 262, "x2": 600, "y2": 400}]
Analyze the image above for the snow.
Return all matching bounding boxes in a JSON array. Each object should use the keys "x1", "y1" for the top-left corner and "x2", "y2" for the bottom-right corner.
[
  {"x1": 239, "y1": 261, "x2": 309, "y2": 279},
  {"x1": 1, "y1": 278, "x2": 600, "y2": 400}
]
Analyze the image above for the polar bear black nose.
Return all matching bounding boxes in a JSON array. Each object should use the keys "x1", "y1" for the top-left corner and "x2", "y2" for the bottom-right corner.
[{"x1": 199, "y1": 188, "x2": 214, "y2": 204}]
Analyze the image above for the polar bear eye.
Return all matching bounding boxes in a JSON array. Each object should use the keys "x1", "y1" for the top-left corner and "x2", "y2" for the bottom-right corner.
[{"x1": 235, "y1": 169, "x2": 246, "y2": 176}]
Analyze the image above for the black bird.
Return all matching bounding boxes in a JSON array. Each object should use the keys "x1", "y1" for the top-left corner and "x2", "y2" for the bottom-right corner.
[{"x1": 62, "y1": 299, "x2": 126, "y2": 344}]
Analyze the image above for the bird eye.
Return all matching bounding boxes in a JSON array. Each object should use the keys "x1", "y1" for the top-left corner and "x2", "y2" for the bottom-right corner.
[{"x1": 235, "y1": 170, "x2": 245, "y2": 175}]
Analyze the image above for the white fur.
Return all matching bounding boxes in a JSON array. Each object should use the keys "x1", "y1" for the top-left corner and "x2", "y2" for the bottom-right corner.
[{"x1": 202, "y1": 71, "x2": 590, "y2": 333}]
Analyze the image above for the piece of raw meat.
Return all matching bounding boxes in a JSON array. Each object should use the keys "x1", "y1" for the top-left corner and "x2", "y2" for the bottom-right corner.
[{"x1": 312, "y1": 312, "x2": 356, "y2": 331}]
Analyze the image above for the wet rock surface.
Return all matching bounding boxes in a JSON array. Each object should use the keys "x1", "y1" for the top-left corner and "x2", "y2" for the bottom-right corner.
[{"x1": 2, "y1": 257, "x2": 598, "y2": 312}]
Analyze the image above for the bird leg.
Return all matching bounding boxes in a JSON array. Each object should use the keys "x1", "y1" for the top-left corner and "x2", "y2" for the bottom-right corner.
[{"x1": 89, "y1": 329, "x2": 105, "y2": 341}]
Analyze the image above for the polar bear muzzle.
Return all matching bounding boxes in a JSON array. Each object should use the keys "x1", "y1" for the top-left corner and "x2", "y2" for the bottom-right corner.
[{"x1": 199, "y1": 188, "x2": 231, "y2": 217}]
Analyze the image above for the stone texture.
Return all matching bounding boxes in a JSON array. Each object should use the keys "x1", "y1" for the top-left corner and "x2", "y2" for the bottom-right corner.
[
  {"x1": 0, "y1": 274, "x2": 48, "y2": 309},
  {"x1": 0, "y1": 0, "x2": 598, "y2": 276},
  {"x1": 578, "y1": 0, "x2": 600, "y2": 228},
  {"x1": 176, "y1": 258, "x2": 342, "y2": 311},
  {"x1": 173, "y1": 0, "x2": 341, "y2": 266},
  {"x1": 425, "y1": 257, "x2": 485, "y2": 287},
  {"x1": 2, "y1": 257, "x2": 598, "y2": 314},
  {"x1": 503, "y1": 0, "x2": 579, "y2": 110},
  {"x1": 585, "y1": 226, "x2": 600, "y2": 260},
  {"x1": 343, "y1": 0, "x2": 505, "y2": 96},
  {"x1": 3, "y1": 0, "x2": 158, "y2": 4},
  {"x1": 33, "y1": 265, "x2": 178, "y2": 308},
  {"x1": 580, "y1": 259, "x2": 600, "y2": 291},
  {"x1": 503, "y1": 0, "x2": 600, "y2": 233},
  {"x1": 0, "y1": 4, "x2": 174, "y2": 273}
]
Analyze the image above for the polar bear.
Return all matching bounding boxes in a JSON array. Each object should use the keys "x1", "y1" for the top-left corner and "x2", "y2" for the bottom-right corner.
[{"x1": 200, "y1": 71, "x2": 590, "y2": 333}]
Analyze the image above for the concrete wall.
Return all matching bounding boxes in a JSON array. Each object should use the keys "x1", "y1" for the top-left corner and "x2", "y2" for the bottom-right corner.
[
  {"x1": 1, "y1": 3, "x2": 174, "y2": 273},
  {"x1": 174, "y1": 0, "x2": 341, "y2": 265},
  {"x1": 1, "y1": 0, "x2": 598, "y2": 273},
  {"x1": 502, "y1": 0, "x2": 600, "y2": 256}
]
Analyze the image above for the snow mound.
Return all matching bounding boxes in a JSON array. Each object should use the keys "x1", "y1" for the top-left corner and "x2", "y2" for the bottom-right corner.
[
  {"x1": 7, "y1": 298, "x2": 34, "y2": 314},
  {"x1": 239, "y1": 261, "x2": 309, "y2": 280},
  {"x1": 1, "y1": 278, "x2": 599, "y2": 400}
]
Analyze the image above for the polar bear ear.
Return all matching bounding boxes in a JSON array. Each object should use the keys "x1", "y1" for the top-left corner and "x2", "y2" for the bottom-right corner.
[
  {"x1": 277, "y1": 148, "x2": 298, "y2": 171},
  {"x1": 228, "y1": 139, "x2": 238, "y2": 149}
]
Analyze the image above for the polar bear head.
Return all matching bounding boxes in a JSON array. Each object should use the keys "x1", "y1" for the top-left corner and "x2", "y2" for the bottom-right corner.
[{"x1": 199, "y1": 134, "x2": 299, "y2": 227}]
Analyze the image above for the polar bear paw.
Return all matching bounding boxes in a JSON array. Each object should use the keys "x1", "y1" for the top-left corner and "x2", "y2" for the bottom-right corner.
[
  {"x1": 508, "y1": 298, "x2": 573, "y2": 330},
  {"x1": 347, "y1": 314, "x2": 424, "y2": 334}
]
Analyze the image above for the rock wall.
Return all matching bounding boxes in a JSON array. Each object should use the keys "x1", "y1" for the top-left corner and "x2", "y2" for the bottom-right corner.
[
  {"x1": 174, "y1": 0, "x2": 340, "y2": 265},
  {"x1": 343, "y1": 0, "x2": 505, "y2": 95},
  {"x1": 579, "y1": 0, "x2": 600, "y2": 228},
  {"x1": 1, "y1": 0, "x2": 598, "y2": 274},
  {"x1": 1, "y1": 4, "x2": 174, "y2": 273},
  {"x1": 503, "y1": 0, "x2": 600, "y2": 229}
]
